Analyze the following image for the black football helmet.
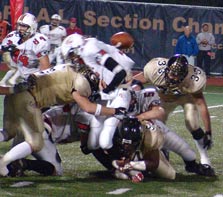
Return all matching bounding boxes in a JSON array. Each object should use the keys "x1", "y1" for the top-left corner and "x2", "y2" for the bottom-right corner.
[
  {"x1": 117, "y1": 117, "x2": 142, "y2": 158},
  {"x1": 74, "y1": 65, "x2": 99, "y2": 93},
  {"x1": 165, "y1": 54, "x2": 188, "y2": 86}
]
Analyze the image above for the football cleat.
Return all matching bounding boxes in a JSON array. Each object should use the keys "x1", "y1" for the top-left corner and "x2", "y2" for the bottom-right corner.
[
  {"x1": 80, "y1": 145, "x2": 92, "y2": 155},
  {"x1": 7, "y1": 159, "x2": 26, "y2": 177},
  {"x1": 185, "y1": 163, "x2": 215, "y2": 177}
]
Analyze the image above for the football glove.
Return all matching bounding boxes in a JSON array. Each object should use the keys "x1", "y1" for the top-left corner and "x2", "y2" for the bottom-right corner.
[
  {"x1": 11, "y1": 81, "x2": 31, "y2": 94},
  {"x1": 131, "y1": 172, "x2": 144, "y2": 183},
  {"x1": 27, "y1": 74, "x2": 37, "y2": 87},
  {"x1": 203, "y1": 131, "x2": 213, "y2": 150},
  {"x1": 114, "y1": 107, "x2": 127, "y2": 115},
  {"x1": 114, "y1": 107, "x2": 127, "y2": 120},
  {"x1": 1, "y1": 44, "x2": 18, "y2": 53}
]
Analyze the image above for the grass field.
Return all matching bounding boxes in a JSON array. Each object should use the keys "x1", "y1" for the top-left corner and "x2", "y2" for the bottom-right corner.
[{"x1": 0, "y1": 73, "x2": 222, "y2": 196}]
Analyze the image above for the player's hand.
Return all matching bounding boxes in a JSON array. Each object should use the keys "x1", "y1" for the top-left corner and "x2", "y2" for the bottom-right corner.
[
  {"x1": 131, "y1": 172, "x2": 144, "y2": 183},
  {"x1": 1, "y1": 44, "x2": 18, "y2": 53},
  {"x1": 203, "y1": 131, "x2": 213, "y2": 150},
  {"x1": 114, "y1": 107, "x2": 127, "y2": 116},
  {"x1": 114, "y1": 107, "x2": 127, "y2": 119},
  {"x1": 27, "y1": 74, "x2": 37, "y2": 88},
  {"x1": 12, "y1": 81, "x2": 30, "y2": 94},
  {"x1": 112, "y1": 159, "x2": 132, "y2": 172},
  {"x1": 99, "y1": 79, "x2": 107, "y2": 91}
]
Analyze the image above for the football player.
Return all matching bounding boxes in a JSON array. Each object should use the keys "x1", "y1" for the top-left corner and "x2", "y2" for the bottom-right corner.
[
  {"x1": 133, "y1": 54, "x2": 213, "y2": 166},
  {"x1": 125, "y1": 86, "x2": 214, "y2": 175},
  {"x1": 112, "y1": 117, "x2": 215, "y2": 183},
  {"x1": 112, "y1": 117, "x2": 176, "y2": 182},
  {"x1": 39, "y1": 14, "x2": 67, "y2": 65},
  {"x1": 0, "y1": 13, "x2": 50, "y2": 85},
  {"x1": 0, "y1": 63, "x2": 126, "y2": 176},
  {"x1": 61, "y1": 33, "x2": 135, "y2": 153}
]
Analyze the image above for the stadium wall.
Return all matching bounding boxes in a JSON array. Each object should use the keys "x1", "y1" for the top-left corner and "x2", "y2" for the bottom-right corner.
[{"x1": 1, "y1": 0, "x2": 223, "y2": 75}]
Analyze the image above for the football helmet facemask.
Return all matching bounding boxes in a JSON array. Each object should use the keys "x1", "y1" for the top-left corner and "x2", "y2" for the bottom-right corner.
[
  {"x1": 61, "y1": 34, "x2": 85, "y2": 63},
  {"x1": 51, "y1": 14, "x2": 61, "y2": 26},
  {"x1": 117, "y1": 117, "x2": 142, "y2": 158},
  {"x1": 165, "y1": 54, "x2": 188, "y2": 86},
  {"x1": 17, "y1": 13, "x2": 37, "y2": 38},
  {"x1": 74, "y1": 65, "x2": 99, "y2": 93}
]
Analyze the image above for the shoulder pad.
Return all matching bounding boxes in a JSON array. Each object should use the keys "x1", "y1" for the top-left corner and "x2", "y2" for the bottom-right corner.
[
  {"x1": 143, "y1": 57, "x2": 168, "y2": 86},
  {"x1": 182, "y1": 65, "x2": 206, "y2": 93},
  {"x1": 74, "y1": 73, "x2": 92, "y2": 97}
]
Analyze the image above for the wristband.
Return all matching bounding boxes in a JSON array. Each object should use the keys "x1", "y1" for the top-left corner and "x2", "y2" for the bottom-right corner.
[{"x1": 95, "y1": 104, "x2": 102, "y2": 116}]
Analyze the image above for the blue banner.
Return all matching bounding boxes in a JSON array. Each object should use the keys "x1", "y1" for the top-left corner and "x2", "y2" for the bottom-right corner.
[{"x1": 1, "y1": 0, "x2": 223, "y2": 74}]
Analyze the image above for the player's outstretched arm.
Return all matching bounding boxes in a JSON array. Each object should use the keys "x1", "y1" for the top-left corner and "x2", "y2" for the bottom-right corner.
[{"x1": 72, "y1": 91, "x2": 126, "y2": 116}]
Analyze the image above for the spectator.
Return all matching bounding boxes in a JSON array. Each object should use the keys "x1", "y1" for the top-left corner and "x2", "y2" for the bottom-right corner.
[
  {"x1": 66, "y1": 17, "x2": 83, "y2": 36},
  {"x1": 0, "y1": 11, "x2": 11, "y2": 62},
  {"x1": 196, "y1": 23, "x2": 215, "y2": 77},
  {"x1": 175, "y1": 26, "x2": 199, "y2": 66}
]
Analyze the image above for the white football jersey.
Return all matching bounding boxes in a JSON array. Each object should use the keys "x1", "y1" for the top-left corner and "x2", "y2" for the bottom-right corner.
[
  {"x1": 137, "y1": 86, "x2": 161, "y2": 113},
  {"x1": 143, "y1": 57, "x2": 206, "y2": 98},
  {"x1": 79, "y1": 38, "x2": 134, "y2": 85},
  {"x1": 39, "y1": 25, "x2": 67, "y2": 46},
  {"x1": 43, "y1": 104, "x2": 79, "y2": 143},
  {"x1": 2, "y1": 31, "x2": 50, "y2": 73}
]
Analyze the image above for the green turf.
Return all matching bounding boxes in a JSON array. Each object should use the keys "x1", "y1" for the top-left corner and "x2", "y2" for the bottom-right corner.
[{"x1": 0, "y1": 72, "x2": 222, "y2": 196}]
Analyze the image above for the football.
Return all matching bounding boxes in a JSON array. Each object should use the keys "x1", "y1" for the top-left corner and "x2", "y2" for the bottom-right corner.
[{"x1": 110, "y1": 32, "x2": 134, "y2": 49}]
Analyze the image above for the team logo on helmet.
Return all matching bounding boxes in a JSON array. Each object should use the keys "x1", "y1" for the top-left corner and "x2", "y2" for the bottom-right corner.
[
  {"x1": 77, "y1": 65, "x2": 99, "y2": 93},
  {"x1": 116, "y1": 117, "x2": 142, "y2": 159},
  {"x1": 165, "y1": 54, "x2": 188, "y2": 86}
]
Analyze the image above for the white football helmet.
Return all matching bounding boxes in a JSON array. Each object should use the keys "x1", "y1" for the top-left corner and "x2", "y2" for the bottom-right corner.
[
  {"x1": 51, "y1": 14, "x2": 61, "y2": 26},
  {"x1": 17, "y1": 13, "x2": 37, "y2": 38},
  {"x1": 51, "y1": 14, "x2": 62, "y2": 21},
  {"x1": 61, "y1": 33, "x2": 84, "y2": 60}
]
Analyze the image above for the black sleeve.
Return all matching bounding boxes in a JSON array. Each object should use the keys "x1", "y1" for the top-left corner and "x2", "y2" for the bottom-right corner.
[
  {"x1": 102, "y1": 57, "x2": 127, "y2": 93},
  {"x1": 103, "y1": 69, "x2": 126, "y2": 93},
  {"x1": 104, "y1": 57, "x2": 119, "y2": 72}
]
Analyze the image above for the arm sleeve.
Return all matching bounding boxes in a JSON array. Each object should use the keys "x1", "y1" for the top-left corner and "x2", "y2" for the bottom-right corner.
[{"x1": 102, "y1": 57, "x2": 127, "y2": 93}]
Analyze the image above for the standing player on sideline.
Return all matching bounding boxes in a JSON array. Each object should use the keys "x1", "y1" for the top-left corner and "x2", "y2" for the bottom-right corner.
[
  {"x1": 0, "y1": 13, "x2": 50, "y2": 85},
  {"x1": 133, "y1": 54, "x2": 213, "y2": 166},
  {"x1": 39, "y1": 14, "x2": 66, "y2": 65}
]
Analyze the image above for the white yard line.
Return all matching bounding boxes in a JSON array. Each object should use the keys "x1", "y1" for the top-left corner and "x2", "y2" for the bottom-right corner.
[
  {"x1": 173, "y1": 105, "x2": 223, "y2": 114},
  {"x1": 106, "y1": 188, "x2": 132, "y2": 195}
]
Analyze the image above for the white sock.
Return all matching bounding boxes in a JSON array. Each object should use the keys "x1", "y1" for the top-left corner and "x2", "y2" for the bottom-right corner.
[
  {"x1": 2, "y1": 141, "x2": 32, "y2": 165},
  {"x1": 194, "y1": 140, "x2": 211, "y2": 165}
]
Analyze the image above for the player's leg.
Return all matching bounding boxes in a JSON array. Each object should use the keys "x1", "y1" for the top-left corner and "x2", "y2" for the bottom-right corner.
[
  {"x1": 0, "y1": 93, "x2": 44, "y2": 176},
  {"x1": 32, "y1": 128, "x2": 63, "y2": 175},
  {"x1": 99, "y1": 88, "x2": 131, "y2": 150},
  {"x1": 154, "y1": 151, "x2": 176, "y2": 180},
  {"x1": 183, "y1": 103, "x2": 211, "y2": 165},
  {"x1": 87, "y1": 115, "x2": 104, "y2": 150}
]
